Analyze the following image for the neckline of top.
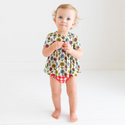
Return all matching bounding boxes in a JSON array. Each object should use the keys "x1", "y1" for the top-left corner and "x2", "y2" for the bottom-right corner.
[{"x1": 55, "y1": 31, "x2": 70, "y2": 37}]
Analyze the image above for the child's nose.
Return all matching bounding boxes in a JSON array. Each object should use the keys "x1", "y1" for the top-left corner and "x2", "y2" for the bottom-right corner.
[{"x1": 62, "y1": 18, "x2": 66, "y2": 23}]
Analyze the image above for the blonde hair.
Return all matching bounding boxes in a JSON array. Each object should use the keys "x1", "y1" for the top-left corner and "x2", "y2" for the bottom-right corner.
[{"x1": 52, "y1": 4, "x2": 80, "y2": 27}]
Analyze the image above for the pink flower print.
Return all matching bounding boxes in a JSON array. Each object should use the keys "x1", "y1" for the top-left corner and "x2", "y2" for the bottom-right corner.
[
  {"x1": 69, "y1": 41, "x2": 73, "y2": 45},
  {"x1": 54, "y1": 58, "x2": 57, "y2": 61},
  {"x1": 74, "y1": 38, "x2": 77, "y2": 42},
  {"x1": 64, "y1": 73, "x2": 67, "y2": 77},
  {"x1": 78, "y1": 65, "x2": 80, "y2": 68},
  {"x1": 52, "y1": 41, "x2": 56, "y2": 43},
  {"x1": 49, "y1": 67, "x2": 52, "y2": 71},
  {"x1": 45, "y1": 44, "x2": 49, "y2": 47},
  {"x1": 65, "y1": 56, "x2": 67, "y2": 60},
  {"x1": 62, "y1": 49, "x2": 66, "y2": 52}
]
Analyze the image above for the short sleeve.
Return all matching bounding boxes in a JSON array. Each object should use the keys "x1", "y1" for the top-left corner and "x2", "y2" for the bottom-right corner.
[
  {"x1": 73, "y1": 35, "x2": 81, "y2": 50},
  {"x1": 43, "y1": 33, "x2": 53, "y2": 48}
]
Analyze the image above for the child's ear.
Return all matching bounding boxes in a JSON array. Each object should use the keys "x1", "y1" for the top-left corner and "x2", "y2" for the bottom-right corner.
[
  {"x1": 54, "y1": 18, "x2": 56, "y2": 23},
  {"x1": 72, "y1": 22, "x2": 76, "y2": 26}
]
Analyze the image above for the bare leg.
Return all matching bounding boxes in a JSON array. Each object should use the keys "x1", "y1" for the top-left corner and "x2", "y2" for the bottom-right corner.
[
  {"x1": 50, "y1": 76, "x2": 61, "y2": 119},
  {"x1": 66, "y1": 76, "x2": 78, "y2": 122}
]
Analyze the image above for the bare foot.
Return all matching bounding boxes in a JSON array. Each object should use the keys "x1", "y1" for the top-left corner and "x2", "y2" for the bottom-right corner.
[
  {"x1": 70, "y1": 113, "x2": 78, "y2": 122},
  {"x1": 52, "y1": 109, "x2": 61, "y2": 119}
]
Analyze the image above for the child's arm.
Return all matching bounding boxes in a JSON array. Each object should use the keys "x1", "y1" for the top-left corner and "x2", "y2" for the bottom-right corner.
[
  {"x1": 42, "y1": 42, "x2": 64, "y2": 57},
  {"x1": 63, "y1": 43, "x2": 83, "y2": 59},
  {"x1": 69, "y1": 48, "x2": 83, "y2": 59},
  {"x1": 42, "y1": 45, "x2": 55, "y2": 57}
]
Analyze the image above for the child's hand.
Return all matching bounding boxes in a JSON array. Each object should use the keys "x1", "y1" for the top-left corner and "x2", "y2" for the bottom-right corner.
[
  {"x1": 62, "y1": 43, "x2": 73, "y2": 54},
  {"x1": 52, "y1": 42, "x2": 64, "y2": 50}
]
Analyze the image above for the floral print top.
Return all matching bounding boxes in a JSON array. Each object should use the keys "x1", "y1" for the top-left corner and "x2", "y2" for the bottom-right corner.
[{"x1": 43, "y1": 31, "x2": 81, "y2": 77}]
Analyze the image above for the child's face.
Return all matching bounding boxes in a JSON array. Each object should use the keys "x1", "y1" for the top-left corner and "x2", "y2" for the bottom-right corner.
[{"x1": 54, "y1": 8, "x2": 76, "y2": 34}]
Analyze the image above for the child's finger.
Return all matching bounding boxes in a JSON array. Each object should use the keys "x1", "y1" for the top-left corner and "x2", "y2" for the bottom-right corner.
[{"x1": 58, "y1": 42, "x2": 63, "y2": 45}]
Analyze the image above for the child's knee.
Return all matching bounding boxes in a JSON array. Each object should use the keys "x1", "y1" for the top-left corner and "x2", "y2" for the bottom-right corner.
[
  {"x1": 67, "y1": 90, "x2": 77, "y2": 97},
  {"x1": 52, "y1": 89, "x2": 61, "y2": 96}
]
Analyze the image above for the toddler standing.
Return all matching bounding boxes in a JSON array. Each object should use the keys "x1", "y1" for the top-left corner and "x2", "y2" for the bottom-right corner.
[{"x1": 42, "y1": 4, "x2": 83, "y2": 122}]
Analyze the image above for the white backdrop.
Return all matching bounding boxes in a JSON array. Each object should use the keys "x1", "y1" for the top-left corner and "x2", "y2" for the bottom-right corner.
[{"x1": 0, "y1": 0, "x2": 125, "y2": 70}]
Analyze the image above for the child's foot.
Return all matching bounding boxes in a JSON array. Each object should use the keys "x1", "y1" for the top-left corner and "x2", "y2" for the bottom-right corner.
[
  {"x1": 70, "y1": 113, "x2": 78, "y2": 122},
  {"x1": 52, "y1": 109, "x2": 61, "y2": 119}
]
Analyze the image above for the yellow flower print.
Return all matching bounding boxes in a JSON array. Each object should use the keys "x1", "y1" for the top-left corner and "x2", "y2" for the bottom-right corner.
[
  {"x1": 56, "y1": 70, "x2": 58, "y2": 74},
  {"x1": 73, "y1": 44, "x2": 76, "y2": 48},
  {"x1": 52, "y1": 64, "x2": 56, "y2": 68},
  {"x1": 60, "y1": 62, "x2": 64, "y2": 66},
  {"x1": 76, "y1": 35, "x2": 78, "y2": 38},
  {"x1": 70, "y1": 64, "x2": 72, "y2": 68},
  {"x1": 50, "y1": 33, "x2": 53, "y2": 36},
  {"x1": 56, "y1": 54, "x2": 58, "y2": 57},
  {"x1": 67, "y1": 53, "x2": 70, "y2": 57},
  {"x1": 58, "y1": 34, "x2": 61, "y2": 37},
  {"x1": 75, "y1": 73, "x2": 77, "y2": 76},
  {"x1": 56, "y1": 38, "x2": 61, "y2": 41},
  {"x1": 47, "y1": 33, "x2": 53, "y2": 37}
]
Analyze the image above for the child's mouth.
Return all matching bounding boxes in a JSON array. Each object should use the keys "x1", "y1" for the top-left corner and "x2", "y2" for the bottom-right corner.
[{"x1": 60, "y1": 24, "x2": 66, "y2": 27}]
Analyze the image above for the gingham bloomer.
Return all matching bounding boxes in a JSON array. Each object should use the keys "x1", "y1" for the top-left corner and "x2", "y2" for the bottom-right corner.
[{"x1": 43, "y1": 31, "x2": 81, "y2": 77}]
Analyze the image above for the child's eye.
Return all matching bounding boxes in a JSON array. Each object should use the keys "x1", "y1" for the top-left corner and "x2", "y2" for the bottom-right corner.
[
  {"x1": 67, "y1": 18, "x2": 70, "y2": 20},
  {"x1": 59, "y1": 16, "x2": 62, "y2": 19}
]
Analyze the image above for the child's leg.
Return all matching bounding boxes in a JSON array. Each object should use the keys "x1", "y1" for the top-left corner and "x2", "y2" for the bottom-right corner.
[
  {"x1": 50, "y1": 76, "x2": 62, "y2": 119},
  {"x1": 66, "y1": 76, "x2": 78, "y2": 122}
]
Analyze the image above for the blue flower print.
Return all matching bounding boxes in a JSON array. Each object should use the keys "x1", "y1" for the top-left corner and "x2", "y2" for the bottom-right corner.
[
  {"x1": 44, "y1": 69, "x2": 46, "y2": 73},
  {"x1": 76, "y1": 62, "x2": 78, "y2": 65},
  {"x1": 70, "y1": 56, "x2": 73, "y2": 60},
  {"x1": 50, "y1": 56, "x2": 53, "y2": 60},
  {"x1": 60, "y1": 69, "x2": 64, "y2": 74},
  {"x1": 51, "y1": 38, "x2": 53, "y2": 42},
  {"x1": 58, "y1": 48, "x2": 62, "y2": 51},
  {"x1": 79, "y1": 43, "x2": 81, "y2": 47},
  {"x1": 60, "y1": 54, "x2": 65, "y2": 59},
  {"x1": 71, "y1": 33, "x2": 75, "y2": 36},
  {"x1": 67, "y1": 62, "x2": 70, "y2": 66},
  {"x1": 44, "y1": 41, "x2": 47, "y2": 45},
  {"x1": 65, "y1": 38, "x2": 69, "y2": 43},
  {"x1": 56, "y1": 62, "x2": 58, "y2": 66}
]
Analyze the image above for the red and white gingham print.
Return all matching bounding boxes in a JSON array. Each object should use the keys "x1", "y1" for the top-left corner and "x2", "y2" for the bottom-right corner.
[{"x1": 50, "y1": 74, "x2": 73, "y2": 83}]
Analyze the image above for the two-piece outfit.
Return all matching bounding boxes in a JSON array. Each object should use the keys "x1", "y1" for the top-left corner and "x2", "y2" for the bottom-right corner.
[{"x1": 43, "y1": 31, "x2": 81, "y2": 83}]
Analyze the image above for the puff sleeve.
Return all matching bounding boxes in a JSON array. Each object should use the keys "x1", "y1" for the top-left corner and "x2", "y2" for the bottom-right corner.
[
  {"x1": 43, "y1": 33, "x2": 54, "y2": 48},
  {"x1": 73, "y1": 35, "x2": 81, "y2": 50}
]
